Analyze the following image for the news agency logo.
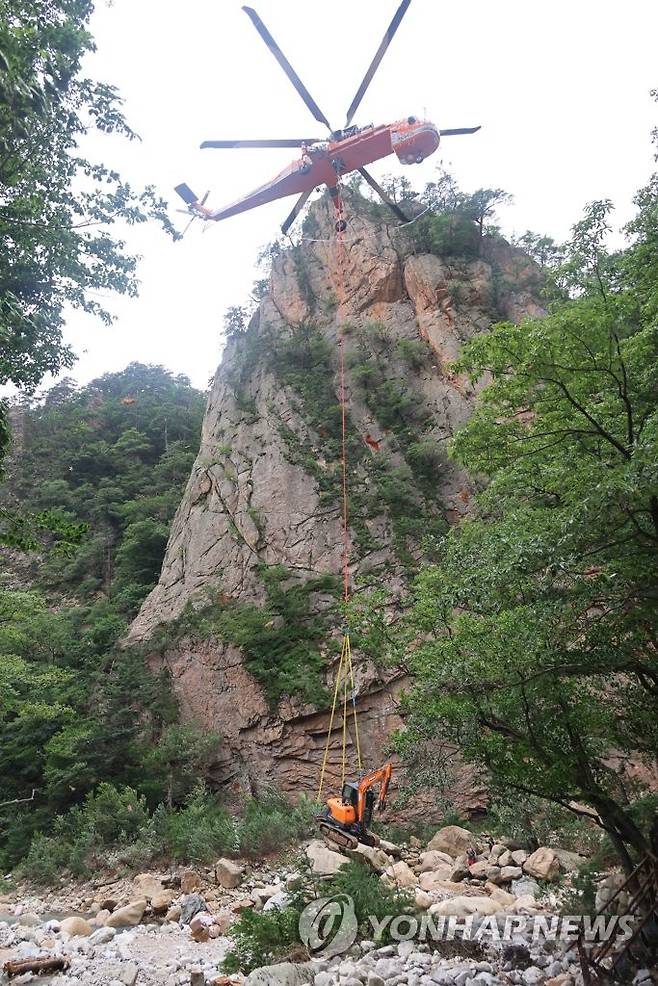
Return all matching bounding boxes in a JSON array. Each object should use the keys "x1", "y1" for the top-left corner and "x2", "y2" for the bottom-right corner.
[
  {"x1": 298, "y1": 894, "x2": 635, "y2": 960},
  {"x1": 298, "y1": 894, "x2": 358, "y2": 958}
]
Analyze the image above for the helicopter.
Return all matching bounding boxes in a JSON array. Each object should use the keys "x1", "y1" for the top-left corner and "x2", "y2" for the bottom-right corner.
[{"x1": 175, "y1": 1, "x2": 480, "y2": 236}]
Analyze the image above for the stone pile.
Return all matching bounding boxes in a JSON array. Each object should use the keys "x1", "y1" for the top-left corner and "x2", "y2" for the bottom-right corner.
[{"x1": 0, "y1": 825, "x2": 640, "y2": 986}]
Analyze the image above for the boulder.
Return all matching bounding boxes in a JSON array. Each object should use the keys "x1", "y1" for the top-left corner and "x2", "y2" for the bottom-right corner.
[
  {"x1": 95, "y1": 908, "x2": 111, "y2": 926},
  {"x1": 213, "y1": 910, "x2": 234, "y2": 934},
  {"x1": 450, "y1": 862, "x2": 470, "y2": 882},
  {"x1": 349, "y1": 842, "x2": 393, "y2": 874},
  {"x1": 595, "y1": 873, "x2": 628, "y2": 914},
  {"x1": 230, "y1": 898, "x2": 256, "y2": 913},
  {"x1": 17, "y1": 913, "x2": 41, "y2": 927},
  {"x1": 245, "y1": 961, "x2": 314, "y2": 986},
  {"x1": 252, "y1": 885, "x2": 281, "y2": 908},
  {"x1": 60, "y1": 916, "x2": 93, "y2": 938},
  {"x1": 490, "y1": 843, "x2": 506, "y2": 862},
  {"x1": 500, "y1": 866, "x2": 523, "y2": 882},
  {"x1": 488, "y1": 886, "x2": 516, "y2": 907},
  {"x1": 151, "y1": 889, "x2": 176, "y2": 914},
  {"x1": 515, "y1": 894, "x2": 542, "y2": 912},
  {"x1": 524, "y1": 848, "x2": 559, "y2": 881},
  {"x1": 485, "y1": 866, "x2": 502, "y2": 883},
  {"x1": 106, "y1": 899, "x2": 146, "y2": 928},
  {"x1": 426, "y1": 825, "x2": 474, "y2": 857},
  {"x1": 468, "y1": 860, "x2": 489, "y2": 879},
  {"x1": 498, "y1": 850, "x2": 512, "y2": 868},
  {"x1": 511, "y1": 877, "x2": 541, "y2": 899},
  {"x1": 553, "y1": 849, "x2": 586, "y2": 873},
  {"x1": 414, "y1": 889, "x2": 432, "y2": 910},
  {"x1": 263, "y1": 891, "x2": 290, "y2": 912},
  {"x1": 190, "y1": 912, "x2": 213, "y2": 943},
  {"x1": 511, "y1": 850, "x2": 529, "y2": 866},
  {"x1": 89, "y1": 926, "x2": 116, "y2": 945},
  {"x1": 165, "y1": 904, "x2": 182, "y2": 922},
  {"x1": 419, "y1": 866, "x2": 455, "y2": 891},
  {"x1": 430, "y1": 896, "x2": 500, "y2": 917},
  {"x1": 215, "y1": 857, "x2": 244, "y2": 889},
  {"x1": 381, "y1": 860, "x2": 417, "y2": 889},
  {"x1": 419, "y1": 850, "x2": 454, "y2": 872},
  {"x1": 132, "y1": 873, "x2": 163, "y2": 900},
  {"x1": 305, "y1": 840, "x2": 348, "y2": 877},
  {"x1": 180, "y1": 893, "x2": 207, "y2": 925},
  {"x1": 180, "y1": 868, "x2": 201, "y2": 893},
  {"x1": 378, "y1": 838, "x2": 403, "y2": 858}
]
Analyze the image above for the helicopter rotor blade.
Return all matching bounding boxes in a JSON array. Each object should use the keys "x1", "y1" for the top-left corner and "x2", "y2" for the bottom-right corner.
[
  {"x1": 345, "y1": 0, "x2": 412, "y2": 127},
  {"x1": 357, "y1": 167, "x2": 409, "y2": 224},
  {"x1": 440, "y1": 126, "x2": 482, "y2": 136},
  {"x1": 180, "y1": 214, "x2": 198, "y2": 238},
  {"x1": 174, "y1": 183, "x2": 200, "y2": 206},
  {"x1": 281, "y1": 188, "x2": 313, "y2": 235},
  {"x1": 242, "y1": 7, "x2": 332, "y2": 131},
  {"x1": 200, "y1": 138, "x2": 321, "y2": 149}
]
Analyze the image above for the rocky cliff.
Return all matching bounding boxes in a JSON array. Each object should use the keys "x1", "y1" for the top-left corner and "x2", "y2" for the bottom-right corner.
[{"x1": 129, "y1": 192, "x2": 544, "y2": 811}]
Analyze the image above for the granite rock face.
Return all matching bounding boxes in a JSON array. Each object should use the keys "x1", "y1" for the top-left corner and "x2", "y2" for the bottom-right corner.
[{"x1": 129, "y1": 195, "x2": 544, "y2": 811}]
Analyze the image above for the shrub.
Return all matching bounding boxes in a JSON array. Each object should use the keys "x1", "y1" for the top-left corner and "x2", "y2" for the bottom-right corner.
[
  {"x1": 17, "y1": 832, "x2": 66, "y2": 885},
  {"x1": 236, "y1": 791, "x2": 317, "y2": 859},
  {"x1": 395, "y1": 338, "x2": 428, "y2": 371},
  {"x1": 326, "y1": 860, "x2": 413, "y2": 936},
  {"x1": 76, "y1": 783, "x2": 150, "y2": 844},
  {"x1": 222, "y1": 906, "x2": 302, "y2": 974},
  {"x1": 161, "y1": 786, "x2": 236, "y2": 862}
]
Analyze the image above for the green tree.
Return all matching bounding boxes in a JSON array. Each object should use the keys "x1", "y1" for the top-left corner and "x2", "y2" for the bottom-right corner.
[
  {"x1": 0, "y1": 0, "x2": 176, "y2": 465},
  {"x1": 144, "y1": 723, "x2": 221, "y2": 808},
  {"x1": 403, "y1": 164, "x2": 658, "y2": 869}
]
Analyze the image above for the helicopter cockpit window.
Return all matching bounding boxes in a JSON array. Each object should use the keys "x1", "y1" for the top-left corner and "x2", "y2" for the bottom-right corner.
[{"x1": 407, "y1": 116, "x2": 417, "y2": 124}]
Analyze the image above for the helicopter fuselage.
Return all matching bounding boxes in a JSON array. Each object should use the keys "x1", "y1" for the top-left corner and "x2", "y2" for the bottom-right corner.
[{"x1": 206, "y1": 117, "x2": 439, "y2": 223}]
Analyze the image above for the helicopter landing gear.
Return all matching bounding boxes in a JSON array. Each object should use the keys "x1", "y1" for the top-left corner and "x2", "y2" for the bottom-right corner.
[{"x1": 416, "y1": 154, "x2": 424, "y2": 163}]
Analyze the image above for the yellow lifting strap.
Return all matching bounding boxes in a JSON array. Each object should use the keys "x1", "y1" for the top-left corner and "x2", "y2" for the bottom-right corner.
[
  {"x1": 316, "y1": 630, "x2": 363, "y2": 803},
  {"x1": 316, "y1": 184, "x2": 364, "y2": 806}
]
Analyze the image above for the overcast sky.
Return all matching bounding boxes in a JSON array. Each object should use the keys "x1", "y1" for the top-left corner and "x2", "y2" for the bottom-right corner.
[{"x1": 58, "y1": 0, "x2": 657, "y2": 392}]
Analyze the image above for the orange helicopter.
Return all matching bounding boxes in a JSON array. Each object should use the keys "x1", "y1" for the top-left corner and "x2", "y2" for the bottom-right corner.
[{"x1": 175, "y1": 1, "x2": 480, "y2": 236}]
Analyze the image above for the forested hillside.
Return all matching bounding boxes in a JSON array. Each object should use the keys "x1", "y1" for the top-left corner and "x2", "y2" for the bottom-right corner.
[{"x1": 0, "y1": 364, "x2": 210, "y2": 867}]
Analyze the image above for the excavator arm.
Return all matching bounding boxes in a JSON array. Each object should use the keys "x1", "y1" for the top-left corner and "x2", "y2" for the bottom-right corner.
[{"x1": 356, "y1": 762, "x2": 393, "y2": 822}]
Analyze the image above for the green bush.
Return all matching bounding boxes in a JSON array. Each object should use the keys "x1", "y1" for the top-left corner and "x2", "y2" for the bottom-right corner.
[
  {"x1": 161, "y1": 786, "x2": 236, "y2": 863},
  {"x1": 75, "y1": 783, "x2": 150, "y2": 844},
  {"x1": 17, "y1": 832, "x2": 67, "y2": 885},
  {"x1": 222, "y1": 905, "x2": 302, "y2": 974},
  {"x1": 326, "y1": 860, "x2": 413, "y2": 936},
  {"x1": 236, "y1": 791, "x2": 316, "y2": 859}
]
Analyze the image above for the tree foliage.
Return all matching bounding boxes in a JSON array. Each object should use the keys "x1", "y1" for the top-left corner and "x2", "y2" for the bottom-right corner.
[
  {"x1": 402, "y1": 139, "x2": 658, "y2": 868},
  {"x1": 0, "y1": 365, "x2": 206, "y2": 866},
  {"x1": 0, "y1": 0, "x2": 176, "y2": 464}
]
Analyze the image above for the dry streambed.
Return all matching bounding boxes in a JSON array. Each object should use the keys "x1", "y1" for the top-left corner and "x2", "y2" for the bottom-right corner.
[{"x1": 0, "y1": 826, "x2": 646, "y2": 986}]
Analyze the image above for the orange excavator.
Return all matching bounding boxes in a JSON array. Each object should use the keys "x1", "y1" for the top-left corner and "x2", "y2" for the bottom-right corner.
[{"x1": 317, "y1": 763, "x2": 393, "y2": 851}]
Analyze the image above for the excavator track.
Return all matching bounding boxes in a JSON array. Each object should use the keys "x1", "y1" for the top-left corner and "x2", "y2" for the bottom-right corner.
[{"x1": 317, "y1": 821, "x2": 359, "y2": 851}]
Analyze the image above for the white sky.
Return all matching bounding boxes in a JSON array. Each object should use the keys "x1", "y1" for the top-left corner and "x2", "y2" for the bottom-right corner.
[{"x1": 58, "y1": 0, "x2": 657, "y2": 391}]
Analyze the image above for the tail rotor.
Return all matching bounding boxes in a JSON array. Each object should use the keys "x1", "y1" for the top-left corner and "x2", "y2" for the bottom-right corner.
[{"x1": 174, "y1": 185, "x2": 211, "y2": 237}]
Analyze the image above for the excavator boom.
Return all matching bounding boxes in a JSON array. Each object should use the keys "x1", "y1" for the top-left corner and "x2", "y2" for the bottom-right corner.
[{"x1": 356, "y1": 762, "x2": 392, "y2": 821}]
